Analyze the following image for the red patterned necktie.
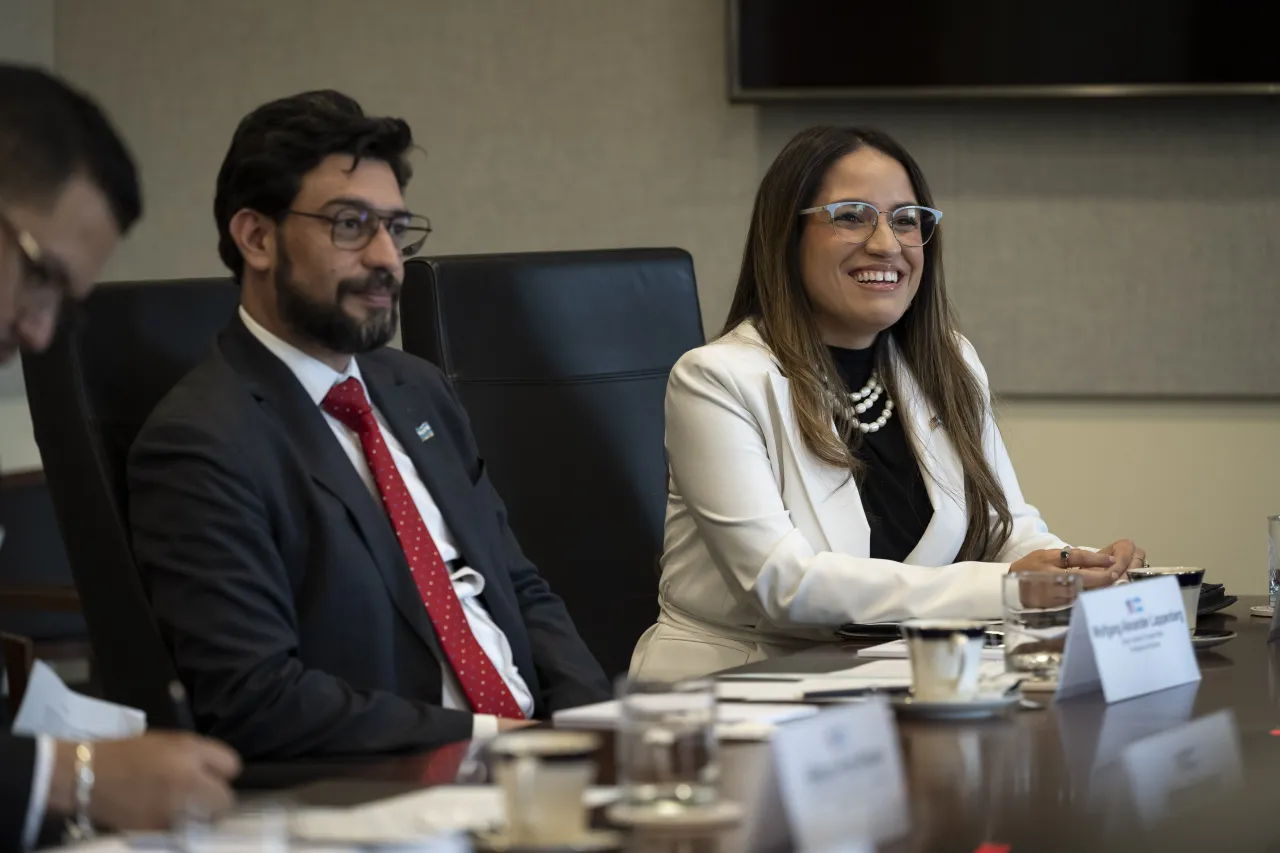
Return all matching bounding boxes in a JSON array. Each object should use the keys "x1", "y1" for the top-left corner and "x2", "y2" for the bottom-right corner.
[{"x1": 322, "y1": 377, "x2": 525, "y2": 719}]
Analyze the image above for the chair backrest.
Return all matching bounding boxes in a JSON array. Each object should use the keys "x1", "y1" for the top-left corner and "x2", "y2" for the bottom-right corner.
[
  {"x1": 21, "y1": 279, "x2": 241, "y2": 725},
  {"x1": 400, "y1": 249, "x2": 704, "y2": 677},
  {"x1": 0, "y1": 470, "x2": 85, "y2": 642}
]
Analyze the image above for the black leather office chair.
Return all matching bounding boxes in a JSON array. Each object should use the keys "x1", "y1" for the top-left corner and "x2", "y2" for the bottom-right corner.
[
  {"x1": 21, "y1": 279, "x2": 240, "y2": 726},
  {"x1": 0, "y1": 469, "x2": 91, "y2": 702},
  {"x1": 400, "y1": 248, "x2": 705, "y2": 678}
]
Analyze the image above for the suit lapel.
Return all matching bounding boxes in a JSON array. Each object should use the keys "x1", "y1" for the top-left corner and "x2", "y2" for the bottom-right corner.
[
  {"x1": 766, "y1": 372, "x2": 870, "y2": 556},
  {"x1": 889, "y1": 343, "x2": 968, "y2": 566},
  {"x1": 219, "y1": 319, "x2": 445, "y2": 660},
  {"x1": 358, "y1": 357, "x2": 497, "y2": 587},
  {"x1": 753, "y1": 320, "x2": 968, "y2": 567}
]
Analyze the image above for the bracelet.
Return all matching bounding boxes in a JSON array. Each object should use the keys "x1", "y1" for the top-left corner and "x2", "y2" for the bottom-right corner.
[{"x1": 65, "y1": 742, "x2": 96, "y2": 842}]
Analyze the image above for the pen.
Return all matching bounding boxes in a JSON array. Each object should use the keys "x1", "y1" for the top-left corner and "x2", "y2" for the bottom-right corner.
[
  {"x1": 803, "y1": 685, "x2": 912, "y2": 701},
  {"x1": 168, "y1": 680, "x2": 196, "y2": 731}
]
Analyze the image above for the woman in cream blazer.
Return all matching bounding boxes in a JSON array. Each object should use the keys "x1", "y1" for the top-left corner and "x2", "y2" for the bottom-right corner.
[{"x1": 631, "y1": 127, "x2": 1146, "y2": 680}]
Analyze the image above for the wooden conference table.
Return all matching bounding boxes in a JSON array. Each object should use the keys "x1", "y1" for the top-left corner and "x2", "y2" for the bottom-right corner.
[{"x1": 239, "y1": 597, "x2": 1280, "y2": 852}]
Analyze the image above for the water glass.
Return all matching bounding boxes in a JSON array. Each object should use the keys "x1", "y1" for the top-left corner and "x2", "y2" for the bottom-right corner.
[
  {"x1": 1269, "y1": 515, "x2": 1280, "y2": 609},
  {"x1": 616, "y1": 677, "x2": 719, "y2": 814},
  {"x1": 1003, "y1": 571, "x2": 1083, "y2": 680}
]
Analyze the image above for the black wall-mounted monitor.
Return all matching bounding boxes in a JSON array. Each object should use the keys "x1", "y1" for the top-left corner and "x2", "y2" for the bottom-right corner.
[{"x1": 729, "y1": 0, "x2": 1280, "y2": 100}]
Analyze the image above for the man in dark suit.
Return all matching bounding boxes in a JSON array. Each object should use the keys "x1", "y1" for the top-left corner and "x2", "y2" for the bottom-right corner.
[
  {"x1": 127, "y1": 90, "x2": 611, "y2": 761},
  {"x1": 0, "y1": 65, "x2": 239, "y2": 852}
]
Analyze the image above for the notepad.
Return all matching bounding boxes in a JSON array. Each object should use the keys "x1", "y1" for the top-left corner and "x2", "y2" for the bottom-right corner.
[
  {"x1": 552, "y1": 699, "x2": 820, "y2": 733},
  {"x1": 714, "y1": 660, "x2": 917, "y2": 702},
  {"x1": 857, "y1": 638, "x2": 1005, "y2": 662},
  {"x1": 716, "y1": 658, "x2": 1012, "y2": 703},
  {"x1": 288, "y1": 786, "x2": 620, "y2": 841}
]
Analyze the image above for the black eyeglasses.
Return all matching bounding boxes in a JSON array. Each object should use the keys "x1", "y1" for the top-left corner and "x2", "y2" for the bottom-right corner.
[
  {"x1": 284, "y1": 206, "x2": 432, "y2": 258},
  {"x1": 0, "y1": 213, "x2": 52, "y2": 283},
  {"x1": 0, "y1": 212, "x2": 72, "y2": 299}
]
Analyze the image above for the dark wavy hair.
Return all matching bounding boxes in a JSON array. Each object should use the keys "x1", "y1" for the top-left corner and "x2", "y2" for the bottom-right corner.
[
  {"x1": 0, "y1": 64, "x2": 141, "y2": 232},
  {"x1": 213, "y1": 89, "x2": 414, "y2": 281}
]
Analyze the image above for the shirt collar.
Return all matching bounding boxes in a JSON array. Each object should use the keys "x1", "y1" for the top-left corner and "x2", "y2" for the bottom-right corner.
[{"x1": 239, "y1": 306, "x2": 366, "y2": 406}]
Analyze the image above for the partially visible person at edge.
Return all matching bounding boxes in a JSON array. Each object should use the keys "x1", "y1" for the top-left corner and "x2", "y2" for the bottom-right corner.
[
  {"x1": 631, "y1": 126, "x2": 1146, "y2": 680},
  {"x1": 0, "y1": 64, "x2": 240, "y2": 852}
]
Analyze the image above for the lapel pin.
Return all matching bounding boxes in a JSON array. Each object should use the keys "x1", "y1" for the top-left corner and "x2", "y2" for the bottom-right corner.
[
  {"x1": 415, "y1": 421, "x2": 435, "y2": 442},
  {"x1": 929, "y1": 415, "x2": 943, "y2": 431}
]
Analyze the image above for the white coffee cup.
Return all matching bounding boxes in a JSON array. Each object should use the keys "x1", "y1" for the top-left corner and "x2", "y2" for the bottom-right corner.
[
  {"x1": 489, "y1": 730, "x2": 600, "y2": 845},
  {"x1": 901, "y1": 620, "x2": 988, "y2": 702},
  {"x1": 1127, "y1": 567, "x2": 1205, "y2": 634}
]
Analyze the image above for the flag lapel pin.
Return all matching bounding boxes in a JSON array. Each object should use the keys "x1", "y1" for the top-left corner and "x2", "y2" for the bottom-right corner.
[{"x1": 415, "y1": 421, "x2": 434, "y2": 441}]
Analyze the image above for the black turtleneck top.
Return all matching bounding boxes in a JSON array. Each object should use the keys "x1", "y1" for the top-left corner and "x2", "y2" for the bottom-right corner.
[{"x1": 827, "y1": 344, "x2": 934, "y2": 563}]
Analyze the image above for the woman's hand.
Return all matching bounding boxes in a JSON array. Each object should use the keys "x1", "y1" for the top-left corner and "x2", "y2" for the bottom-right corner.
[
  {"x1": 1009, "y1": 548, "x2": 1119, "y2": 590},
  {"x1": 1096, "y1": 539, "x2": 1147, "y2": 573}
]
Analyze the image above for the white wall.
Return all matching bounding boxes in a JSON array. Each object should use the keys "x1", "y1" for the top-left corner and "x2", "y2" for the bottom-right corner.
[
  {"x1": 0, "y1": 0, "x2": 55, "y2": 471},
  {"x1": 46, "y1": 0, "x2": 1280, "y2": 593}
]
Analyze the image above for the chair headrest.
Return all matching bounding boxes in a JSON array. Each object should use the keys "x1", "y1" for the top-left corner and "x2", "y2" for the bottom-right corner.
[
  {"x1": 26, "y1": 278, "x2": 240, "y2": 429},
  {"x1": 401, "y1": 248, "x2": 703, "y2": 381}
]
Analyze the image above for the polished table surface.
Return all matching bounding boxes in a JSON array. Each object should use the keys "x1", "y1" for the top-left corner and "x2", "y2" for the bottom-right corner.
[{"x1": 241, "y1": 597, "x2": 1280, "y2": 851}]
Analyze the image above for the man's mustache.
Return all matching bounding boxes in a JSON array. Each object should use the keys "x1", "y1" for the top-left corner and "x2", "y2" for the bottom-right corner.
[{"x1": 337, "y1": 272, "x2": 401, "y2": 298}]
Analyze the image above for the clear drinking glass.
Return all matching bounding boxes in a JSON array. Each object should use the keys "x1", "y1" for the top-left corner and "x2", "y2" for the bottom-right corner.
[
  {"x1": 1003, "y1": 571, "x2": 1084, "y2": 680},
  {"x1": 616, "y1": 677, "x2": 719, "y2": 814},
  {"x1": 1269, "y1": 515, "x2": 1280, "y2": 610}
]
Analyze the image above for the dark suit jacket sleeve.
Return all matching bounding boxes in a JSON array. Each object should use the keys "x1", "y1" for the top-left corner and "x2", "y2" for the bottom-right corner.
[
  {"x1": 439, "y1": 375, "x2": 612, "y2": 712},
  {"x1": 128, "y1": 417, "x2": 474, "y2": 760},
  {"x1": 0, "y1": 734, "x2": 37, "y2": 853}
]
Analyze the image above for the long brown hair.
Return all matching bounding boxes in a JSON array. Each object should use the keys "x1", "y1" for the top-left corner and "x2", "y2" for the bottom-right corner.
[{"x1": 722, "y1": 126, "x2": 1012, "y2": 562}]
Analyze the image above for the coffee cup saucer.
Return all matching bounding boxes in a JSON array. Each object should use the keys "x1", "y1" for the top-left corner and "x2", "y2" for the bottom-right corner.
[
  {"x1": 605, "y1": 800, "x2": 744, "y2": 830},
  {"x1": 472, "y1": 828, "x2": 625, "y2": 852},
  {"x1": 1191, "y1": 628, "x2": 1236, "y2": 651},
  {"x1": 891, "y1": 690, "x2": 1022, "y2": 721}
]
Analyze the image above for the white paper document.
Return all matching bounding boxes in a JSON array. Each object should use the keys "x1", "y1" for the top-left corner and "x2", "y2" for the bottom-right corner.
[
  {"x1": 291, "y1": 785, "x2": 619, "y2": 841},
  {"x1": 857, "y1": 639, "x2": 1004, "y2": 662},
  {"x1": 12, "y1": 660, "x2": 146, "y2": 740},
  {"x1": 715, "y1": 659, "x2": 1007, "y2": 703},
  {"x1": 553, "y1": 699, "x2": 819, "y2": 734}
]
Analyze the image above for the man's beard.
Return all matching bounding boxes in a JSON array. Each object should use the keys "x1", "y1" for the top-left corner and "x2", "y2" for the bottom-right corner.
[{"x1": 274, "y1": 245, "x2": 400, "y2": 355}]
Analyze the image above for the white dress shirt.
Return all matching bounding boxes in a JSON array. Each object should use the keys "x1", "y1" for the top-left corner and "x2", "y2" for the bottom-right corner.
[
  {"x1": 22, "y1": 735, "x2": 53, "y2": 849},
  {"x1": 241, "y1": 308, "x2": 534, "y2": 736}
]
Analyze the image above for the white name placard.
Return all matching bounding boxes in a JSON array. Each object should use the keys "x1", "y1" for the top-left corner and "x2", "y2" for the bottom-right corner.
[
  {"x1": 769, "y1": 699, "x2": 907, "y2": 850},
  {"x1": 1058, "y1": 576, "x2": 1200, "y2": 703}
]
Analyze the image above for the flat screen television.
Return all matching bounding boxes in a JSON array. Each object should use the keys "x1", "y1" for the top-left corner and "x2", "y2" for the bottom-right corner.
[{"x1": 729, "y1": 0, "x2": 1280, "y2": 100}]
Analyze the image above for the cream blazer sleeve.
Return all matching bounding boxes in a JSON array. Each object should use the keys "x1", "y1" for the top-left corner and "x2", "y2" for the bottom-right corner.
[{"x1": 663, "y1": 337, "x2": 1066, "y2": 629}]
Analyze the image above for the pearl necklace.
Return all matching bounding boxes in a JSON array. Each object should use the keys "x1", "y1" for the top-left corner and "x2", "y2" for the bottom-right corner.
[{"x1": 835, "y1": 373, "x2": 895, "y2": 434}]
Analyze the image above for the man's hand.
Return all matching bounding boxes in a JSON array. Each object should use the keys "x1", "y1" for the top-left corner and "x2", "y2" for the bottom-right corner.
[
  {"x1": 496, "y1": 717, "x2": 537, "y2": 733},
  {"x1": 50, "y1": 732, "x2": 241, "y2": 830}
]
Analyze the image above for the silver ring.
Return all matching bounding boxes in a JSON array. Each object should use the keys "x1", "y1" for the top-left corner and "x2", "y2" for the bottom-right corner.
[
  {"x1": 1140, "y1": 557, "x2": 1148, "y2": 568},
  {"x1": 1059, "y1": 546, "x2": 1072, "y2": 568}
]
